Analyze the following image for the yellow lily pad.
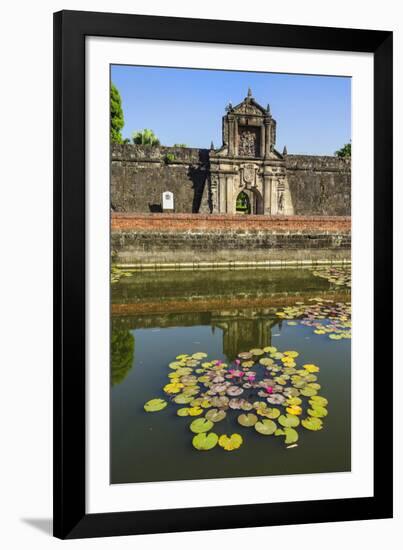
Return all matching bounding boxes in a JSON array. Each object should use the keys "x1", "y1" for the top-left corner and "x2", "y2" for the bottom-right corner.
[{"x1": 218, "y1": 433, "x2": 243, "y2": 451}]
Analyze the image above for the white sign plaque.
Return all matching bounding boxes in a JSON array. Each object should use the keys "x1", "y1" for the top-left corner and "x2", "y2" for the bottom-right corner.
[{"x1": 162, "y1": 191, "x2": 174, "y2": 210}]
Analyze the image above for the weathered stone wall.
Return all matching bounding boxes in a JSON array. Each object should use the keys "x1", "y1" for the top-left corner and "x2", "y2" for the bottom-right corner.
[
  {"x1": 285, "y1": 155, "x2": 351, "y2": 216},
  {"x1": 111, "y1": 213, "x2": 351, "y2": 265},
  {"x1": 111, "y1": 144, "x2": 209, "y2": 213},
  {"x1": 111, "y1": 145, "x2": 351, "y2": 216}
]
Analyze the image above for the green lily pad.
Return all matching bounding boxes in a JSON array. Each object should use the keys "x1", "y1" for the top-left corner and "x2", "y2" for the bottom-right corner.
[
  {"x1": 264, "y1": 407, "x2": 281, "y2": 419},
  {"x1": 237, "y1": 413, "x2": 258, "y2": 427},
  {"x1": 278, "y1": 414, "x2": 300, "y2": 428},
  {"x1": 192, "y1": 352, "x2": 208, "y2": 360},
  {"x1": 275, "y1": 427, "x2": 299, "y2": 444},
  {"x1": 259, "y1": 357, "x2": 274, "y2": 366},
  {"x1": 144, "y1": 398, "x2": 168, "y2": 412},
  {"x1": 309, "y1": 396, "x2": 328, "y2": 407},
  {"x1": 300, "y1": 386, "x2": 318, "y2": 397},
  {"x1": 190, "y1": 418, "x2": 214, "y2": 433},
  {"x1": 286, "y1": 397, "x2": 302, "y2": 406},
  {"x1": 255, "y1": 419, "x2": 277, "y2": 435},
  {"x1": 308, "y1": 405, "x2": 328, "y2": 418},
  {"x1": 205, "y1": 408, "x2": 226, "y2": 422},
  {"x1": 302, "y1": 417, "x2": 323, "y2": 431},
  {"x1": 177, "y1": 407, "x2": 190, "y2": 416},
  {"x1": 192, "y1": 432, "x2": 218, "y2": 451},
  {"x1": 173, "y1": 394, "x2": 194, "y2": 404},
  {"x1": 249, "y1": 348, "x2": 264, "y2": 356}
]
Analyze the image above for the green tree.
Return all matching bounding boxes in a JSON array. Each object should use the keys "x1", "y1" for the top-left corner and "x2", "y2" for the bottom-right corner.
[
  {"x1": 110, "y1": 84, "x2": 124, "y2": 144},
  {"x1": 132, "y1": 129, "x2": 160, "y2": 146},
  {"x1": 335, "y1": 142, "x2": 351, "y2": 158},
  {"x1": 173, "y1": 143, "x2": 187, "y2": 147}
]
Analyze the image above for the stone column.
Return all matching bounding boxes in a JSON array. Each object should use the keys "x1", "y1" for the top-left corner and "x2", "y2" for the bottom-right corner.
[
  {"x1": 263, "y1": 176, "x2": 272, "y2": 215},
  {"x1": 234, "y1": 118, "x2": 238, "y2": 157},
  {"x1": 210, "y1": 173, "x2": 219, "y2": 213},
  {"x1": 219, "y1": 176, "x2": 227, "y2": 213},
  {"x1": 271, "y1": 177, "x2": 278, "y2": 215},
  {"x1": 264, "y1": 122, "x2": 271, "y2": 157},
  {"x1": 228, "y1": 118, "x2": 234, "y2": 156},
  {"x1": 226, "y1": 176, "x2": 234, "y2": 214},
  {"x1": 260, "y1": 125, "x2": 265, "y2": 157}
]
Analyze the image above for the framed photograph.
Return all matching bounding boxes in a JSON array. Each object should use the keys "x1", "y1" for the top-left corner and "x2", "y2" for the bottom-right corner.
[{"x1": 53, "y1": 10, "x2": 393, "y2": 539}]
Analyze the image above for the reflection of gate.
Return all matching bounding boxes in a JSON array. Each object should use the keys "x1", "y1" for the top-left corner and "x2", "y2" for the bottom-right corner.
[{"x1": 212, "y1": 313, "x2": 277, "y2": 360}]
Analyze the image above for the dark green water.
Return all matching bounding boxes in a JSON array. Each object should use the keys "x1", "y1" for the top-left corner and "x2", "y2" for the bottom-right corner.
[{"x1": 111, "y1": 268, "x2": 351, "y2": 484}]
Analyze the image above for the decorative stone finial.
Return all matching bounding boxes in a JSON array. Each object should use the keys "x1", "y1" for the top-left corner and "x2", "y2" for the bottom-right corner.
[
  {"x1": 210, "y1": 141, "x2": 214, "y2": 150},
  {"x1": 282, "y1": 145, "x2": 288, "y2": 156},
  {"x1": 247, "y1": 87, "x2": 252, "y2": 98},
  {"x1": 267, "y1": 103, "x2": 271, "y2": 115},
  {"x1": 225, "y1": 101, "x2": 233, "y2": 112}
]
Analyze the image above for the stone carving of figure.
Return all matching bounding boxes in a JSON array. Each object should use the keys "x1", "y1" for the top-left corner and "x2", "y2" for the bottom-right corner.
[
  {"x1": 239, "y1": 130, "x2": 257, "y2": 157},
  {"x1": 278, "y1": 191, "x2": 284, "y2": 212}
]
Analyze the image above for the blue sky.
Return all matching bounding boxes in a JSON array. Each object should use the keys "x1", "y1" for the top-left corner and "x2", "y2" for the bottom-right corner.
[{"x1": 111, "y1": 65, "x2": 351, "y2": 155}]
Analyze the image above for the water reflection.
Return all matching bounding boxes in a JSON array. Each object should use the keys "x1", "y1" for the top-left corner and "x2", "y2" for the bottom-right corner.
[{"x1": 110, "y1": 268, "x2": 351, "y2": 484}]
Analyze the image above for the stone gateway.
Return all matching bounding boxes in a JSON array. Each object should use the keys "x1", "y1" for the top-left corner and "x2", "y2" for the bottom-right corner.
[{"x1": 111, "y1": 90, "x2": 350, "y2": 216}]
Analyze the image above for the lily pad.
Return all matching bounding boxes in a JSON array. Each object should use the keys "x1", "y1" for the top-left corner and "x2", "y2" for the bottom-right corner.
[
  {"x1": 308, "y1": 405, "x2": 328, "y2": 418},
  {"x1": 187, "y1": 407, "x2": 204, "y2": 416},
  {"x1": 227, "y1": 386, "x2": 243, "y2": 397},
  {"x1": 218, "y1": 433, "x2": 243, "y2": 451},
  {"x1": 286, "y1": 405, "x2": 302, "y2": 416},
  {"x1": 264, "y1": 407, "x2": 281, "y2": 419},
  {"x1": 309, "y1": 396, "x2": 328, "y2": 407},
  {"x1": 301, "y1": 417, "x2": 323, "y2": 431},
  {"x1": 237, "y1": 413, "x2": 258, "y2": 427},
  {"x1": 173, "y1": 394, "x2": 194, "y2": 404},
  {"x1": 238, "y1": 352, "x2": 253, "y2": 360},
  {"x1": 205, "y1": 408, "x2": 226, "y2": 422},
  {"x1": 163, "y1": 382, "x2": 184, "y2": 394},
  {"x1": 189, "y1": 418, "x2": 214, "y2": 433},
  {"x1": 192, "y1": 352, "x2": 208, "y2": 360},
  {"x1": 286, "y1": 397, "x2": 302, "y2": 406},
  {"x1": 228, "y1": 398, "x2": 245, "y2": 410},
  {"x1": 169, "y1": 361, "x2": 185, "y2": 369},
  {"x1": 255, "y1": 419, "x2": 277, "y2": 435},
  {"x1": 267, "y1": 394, "x2": 286, "y2": 405},
  {"x1": 303, "y1": 364, "x2": 320, "y2": 373},
  {"x1": 259, "y1": 357, "x2": 274, "y2": 367},
  {"x1": 210, "y1": 396, "x2": 229, "y2": 408},
  {"x1": 275, "y1": 427, "x2": 299, "y2": 444},
  {"x1": 263, "y1": 346, "x2": 277, "y2": 353},
  {"x1": 192, "y1": 432, "x2": 218, "y2": 451},
  {"x1": 300, "y1": 387, "x2": 318, "y2": 397},
  {"x1": 249, "y1": 348, "x2": 264, "y2": 356},
  {"x1": 144, "y1": 398, "x2": 168, "y2": 412},
  {"x1": 278, "y1": 414, "x2": 300, "y2": 428}
]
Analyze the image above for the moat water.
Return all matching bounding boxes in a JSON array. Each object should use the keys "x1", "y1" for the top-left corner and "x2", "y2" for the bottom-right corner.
[{"x1": 111, "y1": 267, "x2": 351, "y2": 484}]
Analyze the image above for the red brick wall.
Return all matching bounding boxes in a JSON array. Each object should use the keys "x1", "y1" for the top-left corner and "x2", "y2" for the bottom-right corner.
[{"x1": 111, "y1": 213, "x2": 351, "y2": 233}]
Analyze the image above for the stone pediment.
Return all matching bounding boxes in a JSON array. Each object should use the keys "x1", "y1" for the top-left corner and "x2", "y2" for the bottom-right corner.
[{"x1": 232, "y1": 98, "x2": 267, "y2": 116}]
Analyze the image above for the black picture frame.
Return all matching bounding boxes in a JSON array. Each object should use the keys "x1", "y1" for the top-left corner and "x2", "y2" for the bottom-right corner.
[{"x1": 53, "y1": 9, "x2": 393, "y2": 539}]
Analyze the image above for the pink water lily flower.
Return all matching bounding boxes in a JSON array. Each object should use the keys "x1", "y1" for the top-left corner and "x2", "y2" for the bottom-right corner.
[
  {"x1": 246, "y1": 373, "x2": 256, "y2": 383},
  {"x1": 235, "y1": 359, "x2": 241, "y2": 366},
  {"x1": 265, "y1": 386, "x2": 274, "y2": 394},
  {"x1": 228, "y1": 369, "x2": 244, "y2": 378}
]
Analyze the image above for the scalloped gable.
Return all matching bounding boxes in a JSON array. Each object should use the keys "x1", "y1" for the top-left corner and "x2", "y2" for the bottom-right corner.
[{"x1": 232, "y1": 95, "x2": 268, "y2": 116}]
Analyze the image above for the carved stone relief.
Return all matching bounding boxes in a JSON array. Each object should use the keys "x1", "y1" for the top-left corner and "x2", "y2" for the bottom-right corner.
[{"x1": 239, "y1": 128, "x2": 259, "y2": 157}]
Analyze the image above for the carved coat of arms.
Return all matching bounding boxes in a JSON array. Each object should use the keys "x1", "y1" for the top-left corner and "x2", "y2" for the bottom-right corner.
[{"x1": 243, "y1": 164, "x2": 255, "y2": 186}]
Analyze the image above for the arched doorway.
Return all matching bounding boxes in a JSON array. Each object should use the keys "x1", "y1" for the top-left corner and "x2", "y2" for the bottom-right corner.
[
  {"x1": 235, "y1": 189, "x2": 264, "y2": 215},
  {"x1": 235, "y1": 191, "x2": 251, "y2": 214}
]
